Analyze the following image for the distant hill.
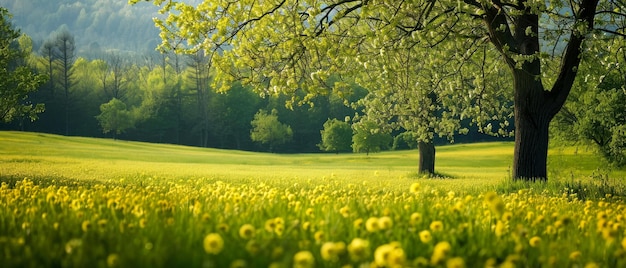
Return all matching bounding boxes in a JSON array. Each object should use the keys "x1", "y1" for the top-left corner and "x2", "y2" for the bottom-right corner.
[{"x1": 0, "y1": 0, "x2": 182, "y2": 57}]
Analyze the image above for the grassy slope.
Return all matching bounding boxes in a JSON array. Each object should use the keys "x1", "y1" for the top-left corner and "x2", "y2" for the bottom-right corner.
[{"x1": 0, "y1": 131, "x2": 623, "y2": 193}]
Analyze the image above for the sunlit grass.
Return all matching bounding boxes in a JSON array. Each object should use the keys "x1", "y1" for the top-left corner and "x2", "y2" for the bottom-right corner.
[{"x1": 1, "y1": 131, "x2": 625, "y2": 267}]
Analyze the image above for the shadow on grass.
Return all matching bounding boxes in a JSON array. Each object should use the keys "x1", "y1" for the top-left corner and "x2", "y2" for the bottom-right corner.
[
  {"x1": 494, "y1": 172, "x2": 626, "y2": 201},
  {"x1": 407, "y1": 171, "x2": 457, "y2": 180}
]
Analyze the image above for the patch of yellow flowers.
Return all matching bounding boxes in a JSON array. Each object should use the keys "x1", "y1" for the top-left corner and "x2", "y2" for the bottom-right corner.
[{"x1": 1, "y1": 178, "x2": 626, "y2": 267}]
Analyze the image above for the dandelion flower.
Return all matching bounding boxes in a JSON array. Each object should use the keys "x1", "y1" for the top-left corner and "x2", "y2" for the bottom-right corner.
[
  {"x1": 378, "y1": 216, "x2": 393, "y2": 230},
  {"x1": 446, "y1": 257, "x2": 465, "y2": 268},
  {"x1": 348, "y1": 238, "x2": 370, "y2": 261},
  {"x1": 245, "y1": 240, "x2": 260, "y2": 255},
  {"x1": 106, "y1": 253, "x2": 120, "y2": 267},
  {"x1": 365, "y1": 217, "x2": 379, "y2": 232},
  {"x1": 419, "y1": 230, "x2": 433, "y2": 243},
  {"x1": 203, "y1": 233, "x2": 224, "y2": 254},
  {"x1": 314, "y1": 230, "x2": 325, "y2": 242},
  {"x1": 431, "y1": 241, "x2": 451, "y2": 265},
  {"x1": 230, "y1": 259, "x2": 246, "y2": 268},
  {"x1": 353, "y1": 218, "x2": 364, "y2": 228},
  {"x1": 410, "y1": 212, "x2": 422, "y2": 225},
  {"x1": 374, "y1": 244, "x2": 395, "y2": 266},
  {"x1": 410, "y1": 183, "x2": 420, "y2": 193},
  {"x1": 321, "y1": 242, "x2": 345, "y2": 261},
  {"x1": 529, "y1": 236, "x2": 541, "y2": 248},
  {"x1": 293, "y1": 251, "x2": 315, "y2": 268},
  {"x1": 569, "y1": 251, "x2": 582, "y2": 261},
  {"x1": 239, "y1": 224, "x2": 255, "y2": 240},
  {"x1": 81, "y1": 220, "x2": 91, "y2": 232},
  {"x1": 265, "y1": 218, "x2": 277, "y2": 232},
  {"x1": 430, "y1": 220, "x2": 444, "y2": 232}
]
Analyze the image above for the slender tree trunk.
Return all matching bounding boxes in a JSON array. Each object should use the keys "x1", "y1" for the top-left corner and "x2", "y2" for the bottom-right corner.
[{"x1": 418, "y1": 141, "x2": 435, "y2": 175}]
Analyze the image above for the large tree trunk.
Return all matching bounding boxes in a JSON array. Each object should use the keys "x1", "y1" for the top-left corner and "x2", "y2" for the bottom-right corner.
[
  {"x1": 512, "y1": 70, "x2": 552, "y2": 181},
  {"x1": 418, "y1": 141, "x2": 435, "y2": 175}
]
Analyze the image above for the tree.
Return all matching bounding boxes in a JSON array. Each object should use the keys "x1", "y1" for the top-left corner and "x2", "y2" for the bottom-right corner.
[
  {"x1": 250, "y1": 109, "x2": 293, "y2": 152},
  {"x1": 53, "y1": 27, "x2": 76, "y2": 135},
  {"x1": 318, "y1": 118, "x2": 353, "y2": 154},
  {"x1": 0, "y1": 8, "x2": 46, "y2": 123},
  {"x1": 135, "y1": 0, "x2": 626, "y2": 180},
  {"x1": 553, "y1": 39, "x2": 626, "y2": 167},
  {"x1": 96, "y1": 98, "x2": 134, "y2": 139},
  {"x1": 352, "y1": 119, "x2": 392, "y2": 156}
]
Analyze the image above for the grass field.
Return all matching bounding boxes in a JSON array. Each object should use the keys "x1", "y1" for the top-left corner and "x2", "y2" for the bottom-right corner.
[{"x1": 1, "y1": 131, "x2": 626, "y2": 267}]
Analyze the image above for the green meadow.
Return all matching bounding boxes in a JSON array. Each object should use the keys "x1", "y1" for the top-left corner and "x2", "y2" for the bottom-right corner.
[{"x1": 1, "y1": 131, "x2": 626, "y2": 267}]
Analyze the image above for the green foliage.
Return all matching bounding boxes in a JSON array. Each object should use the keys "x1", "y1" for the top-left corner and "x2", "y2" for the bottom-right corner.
[
  {"x1": 0, "y1": 8, "x2": 46, "y2": 123},
  {"x1": 552, "y1": 39, "x2": 626, "y2": 167},
  {"x1": 392, "y1": 132, "x2": 419, "y2": 150},
  {"x1": 95, "y1": 98, "x2": 134, "y2": 137},
  {"x1": 318, "y1": 118, "x2": 352, "y2": 153},
  {"x1": 250, "y1": 109, "x2": 293, "y2": 152},
  {"x1": 351, "y1": 120, "x2": 392, "y2": 155}
]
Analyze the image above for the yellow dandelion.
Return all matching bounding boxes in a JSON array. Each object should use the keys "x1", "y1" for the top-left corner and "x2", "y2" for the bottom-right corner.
[
  {"x1": 339, "y1": 206, "x2": 350, "y2": 218},
  {"x1": 410, "y1": 212, "x2": 422, "y2": 225},
  {"x1": 203, "y1": 233, "x2": 224, "y2": 255},
  {"x1": 275, "y1": 224, "x2": 285, "y2": 237},
  {"x1": 106, "y1": 253, "x2": 120, "y2": 267},
  {"x1": 293, "y1": 250, "x2": 315, "y2": 268},
  {"x1": 265, "y1": 218, "x2": 277, "y2": 232},
  {"x1": 230, "y1": 259, "x2": 246, "y2": 268},
  {"x1": 584, "y1": 262, "x2": 599, "y2": 268},
  {"x1": 321, "y1": 242, "x2": 345, "y2": 261},
  {"x1": 239, "y1": 224, "x2": 256, "y2": 240},
  {"x1": 218, "y1": 223, "x2": 229, "y2": 232},
  {"x1": 378, "y1": 216, "x2": 393, "y2": 230},
  {"x1": 306, "y1": 208, "x2": 315, "y2": 218},
  {"x1": 245, "y1": 240, "x2": 260, "y2": 255},
  {"x1": 446, "y1": 257, "x2": 465, "y2": 268},
  {"x1": 314, "y1": 230, "x2": 325, "y2": 242},
  {"x1": 347, "y1": 238, "x2": 370, "y2": 261},
  {"x1": 374, "y1": 244, "x2": 395, "y2": 266},
  {"x1": 353, "y1": 218, "x2": 364, "y2": 228},
  {"x1": 431, "y1": 241, "x2": 451, "y2": 265},
  {"x1": 410, "y1": 183, "x2": 420, "y2": 193},
  {"x1": 139, "y1": 218, "x2": 147, "y2": 229},
  {"x1": 569, "y1": 251, "x2": 582, "y2": 261},
  {"x1": 529, "y1": 236, "x2": 541, "y2": 248},
  {"x1": 302, "y1": 221, "x2": 311, "y2": 231},
  {"x1": 81, "y1": 220, "x2": 91, "y2": 232},
  {"x1": 98, "y1": 219, "x2": 108, "y2": 229},
  {"x1": 430, "y1": 220, "x2": 444, "y2": 232},
  {"x1": 365, "y1": 217, "x2": 380, "y2": 232},
  {"x1": 419, "y1": 230, "x2": 432, "y2": 243}
]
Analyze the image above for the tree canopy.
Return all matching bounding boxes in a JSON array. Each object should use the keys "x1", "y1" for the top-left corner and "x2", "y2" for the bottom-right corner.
[{"x1": 0, "y1": 7, "x2": 46, "y2": 124}]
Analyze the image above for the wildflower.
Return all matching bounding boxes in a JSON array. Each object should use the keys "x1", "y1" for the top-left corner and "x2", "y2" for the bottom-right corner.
[
  {"x1": 245, "y1": 240, "x2": 260, "y2": 255},
  {"x1": 106, "y1": 254, "x2": 120, "y2": 267},
  {"x1": 203, "y1": 233, "x2": 224, "y2": 254},
  {"x1": 320, "y1": 242, "x2": 345, "y2": 261},
  {"x1": 353, "y1": 218, "x2": 364, "y2": 228},
  {"x1": 430, "y1": 220, "x2": 444, "y2": 232},
  {"x1": 293, "y1": 251, "x2": 315, "y2": 268},
  {"x1": 431, "y1": 241, "x2": 451, "y2": 265},
  {"x1": 410, "y1": 212, "x2": 422, "y2": 225},
  {"x1": 569, "y1": 251, "x2": 582, "y2": 261},
  {"x1": 447, "y1": 257, "x2": 465, "y2": 268},
  {"x1": 365, "y1": 217, "x2": 379, "y2": 232},
  {"x1": 378, "y1": 216, "x2": 393, "y2": 230},
  {"x1": 339, "y1": 206, "x2": 350, "y2": 218},
  {"x1": 314, "y1": 231, "x2": 324, "y2": 242},
  {"x1": 239, "y1": 224, "x2": 255, "y2": 240},
  {"x1": 410, "y1": 183, "x2": 420, "y2": 193},
  {"x1": 272, "y1": 246, "x2": 284, "y2": 259},
  {"x1": 419, "y1": 230, "x2": 432, "y2": 243},
  {"x1": 529, "y1": 236, "x2": 541, "y2": 248},
  {"x1": 81, "y1": 220, "x2": 91, "y2": 232},
  {"x1": 348, "y1": 238, "x2": 370, "y2": 261},
  {"x1": 265, "y1": 218, "x2": 277, "y2": 232},
  {"x1": 374, "y1": 242, "x2": 405, "y2": 267},
  {"x1": 230, "y1": 259, "x2": 246, "y2": 268}
]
